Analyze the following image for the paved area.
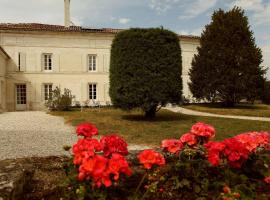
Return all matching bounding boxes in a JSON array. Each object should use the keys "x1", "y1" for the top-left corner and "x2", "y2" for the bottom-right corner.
[
  {"x1": 165, "y1": 106, "x2": 270, "y2": 122},
  {"x1": 0, "y1": 111, "x2": 149, "y2": 160}
]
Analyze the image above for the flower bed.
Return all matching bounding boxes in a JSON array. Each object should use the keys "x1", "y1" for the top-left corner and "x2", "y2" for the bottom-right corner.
[{"x1": 63, "y1": 122, "x2": 270, "y2": 200}]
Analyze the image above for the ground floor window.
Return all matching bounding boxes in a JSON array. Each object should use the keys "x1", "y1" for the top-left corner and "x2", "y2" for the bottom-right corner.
[
  {"x1": 16, "y1": 84, "x2": 26, "y2": 104},
  {"x1": 89, "y1": 83, "x2": 97, "y2": 100},
  {"x1": 44, "y1": 84, "x2": 53, "y2": 101}
]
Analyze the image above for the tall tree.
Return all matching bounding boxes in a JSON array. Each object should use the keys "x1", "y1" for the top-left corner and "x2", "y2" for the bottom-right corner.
[
  {"x1": 109, "y1": 28, "x2": 182, "y2": 118},
  {"x1": 189, "y1": 7, "x2": 266, "y2": 106}
]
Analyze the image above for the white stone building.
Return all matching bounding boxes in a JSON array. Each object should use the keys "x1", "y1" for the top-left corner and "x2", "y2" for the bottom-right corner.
[{"x1": 0, "y1": 0, "x2": 199, "y2": 112}]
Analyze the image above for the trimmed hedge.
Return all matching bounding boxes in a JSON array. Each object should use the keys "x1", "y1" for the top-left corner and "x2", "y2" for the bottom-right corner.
[{"x1": 109, "y1": 28, "x2": 182, "y2": 118}]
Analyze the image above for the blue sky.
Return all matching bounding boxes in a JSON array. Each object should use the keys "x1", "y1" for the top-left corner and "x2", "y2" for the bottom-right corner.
[{"x1": 0, "y1": 0, "x2": 269, "y2": 78}]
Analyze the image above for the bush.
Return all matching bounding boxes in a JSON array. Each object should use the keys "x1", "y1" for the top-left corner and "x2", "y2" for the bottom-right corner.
[
  {"x1": 63, "y1": 122, "x2": 270, "y2": 199},
  {"x1": 45, "y1": 87, "x2": 74, "y2": 111},
  {"x1": 262, "y1": 81, "x2": 270, "y2": 104},
  {"x1": 109, "y1": 28, "x2": 182, "y2": 118}
]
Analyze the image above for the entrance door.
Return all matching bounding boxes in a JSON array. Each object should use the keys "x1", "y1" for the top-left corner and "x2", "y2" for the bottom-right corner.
[{"x1": 16, "y1": 84, "x2": 27, "y2": 111}]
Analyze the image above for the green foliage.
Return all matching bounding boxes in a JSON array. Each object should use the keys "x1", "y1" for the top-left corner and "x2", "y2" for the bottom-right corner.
[
  {"x1": 109, "y1": 28, "x2": 182, "y2": 118},
  {"x1": 45, "y1": 86, "x2": 74, "y2": 111},
  {"x1": 189, "y1": 7, "x2": 266, "y2": 106},
  {"x1": 262, "y1": 81, "x2": 270, "y2": 104}
]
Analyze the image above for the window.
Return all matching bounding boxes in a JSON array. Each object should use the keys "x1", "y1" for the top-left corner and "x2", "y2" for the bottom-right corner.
[
  {"x1": 16, "y1": 84, "x2": 26, "y2": 104},
  {"x1": 18, "y1": 53, "x2": 21, "y2": 71},
  {"x1": 88, "y1": 55, "x2": 97, "y2": 71},
  {"x1": 43, "y1": 53, "x2": 52, "y2": 71},
  {"x1": 44, "y1": 84, "x2": 53, "y2": 101},
  {"x1": 89, "y1": 83, "x2": 97, "y2": 100}
]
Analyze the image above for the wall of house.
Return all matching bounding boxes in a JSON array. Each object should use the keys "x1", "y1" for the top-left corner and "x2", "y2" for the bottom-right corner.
[
  {"x1": 0, "y1": 31, "x2": 199, "y2": 111},
  {"x1": 0, "y1": 51, "x2": 7, "y2": 111}
]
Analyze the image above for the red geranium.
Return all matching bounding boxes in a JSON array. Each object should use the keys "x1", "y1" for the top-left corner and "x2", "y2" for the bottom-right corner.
[
  {"x1": 137, "y1": 149, "x2": 165, "y2": 169},
  {"x1": 161, "y1": 139, "x2": 183, "y2": 154},
  {"x1": 204, "y1": 141, "x2": 225, "y2": 166},
  {"x1": 264, "y1": 177, "x2": 270, "y2": 184},
  {"x1": 180, "y1": 133, "x2": 197, "y2": 146},
  {"x1": 73, "y1": 138, "x2": 103, "y2": 165},
  {"x1": 76, "y1": 123, "x2": 98, "y2": 138},
  {"x1": 191, "y1": 122, "x2": 215, "y2": 139},
  {"x1": 100, "y1": 134, "x2": 128, "y2": 157}
]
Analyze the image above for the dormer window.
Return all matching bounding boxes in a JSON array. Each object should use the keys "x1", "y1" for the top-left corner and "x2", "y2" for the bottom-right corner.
[{"x1": 42, "y1": 53, "x2": 52, "y2": 71}]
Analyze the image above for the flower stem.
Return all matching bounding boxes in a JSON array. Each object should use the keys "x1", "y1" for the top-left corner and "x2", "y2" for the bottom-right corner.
[{"x1": 135, "y1": 173, "x2": 147, "y2": 194}]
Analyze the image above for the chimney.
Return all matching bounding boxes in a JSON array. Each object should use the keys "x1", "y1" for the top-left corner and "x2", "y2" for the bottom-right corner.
[{"x1": 64, "y1": 0, "x2": 70, "y2": 27}]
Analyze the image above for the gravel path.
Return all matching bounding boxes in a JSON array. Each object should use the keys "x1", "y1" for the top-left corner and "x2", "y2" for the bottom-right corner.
[
  {"x1": 165, "y1": 106, "x2": 270, "y2": 122},
  {"x1": 0, "y1": 111, "x2": 150, "y2": 160}
]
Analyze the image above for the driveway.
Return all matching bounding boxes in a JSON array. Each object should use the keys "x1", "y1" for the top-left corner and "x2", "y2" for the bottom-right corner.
[
  {"x1": 0, "y1": 111, "x2": 77, "y2": 160},
  {"x1": 0, "y1": 111, "x2": 151, "y2": 160}
]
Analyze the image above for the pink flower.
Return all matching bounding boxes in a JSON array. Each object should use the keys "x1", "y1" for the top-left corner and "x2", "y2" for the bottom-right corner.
[
  {"x1": 76, "y1": 123, "x2": 98, "y2": 138},
  {"x1": 180, "y1": 133, "x2": 197, "y2": 146},
  {"x1": 161, "y1": 139, "x2": 183, "y2": 154}
]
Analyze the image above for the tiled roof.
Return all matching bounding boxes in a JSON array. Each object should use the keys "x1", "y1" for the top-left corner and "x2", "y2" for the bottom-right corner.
[{"x1": 0, "y1": 23, "x2": 200, "y2": 39}]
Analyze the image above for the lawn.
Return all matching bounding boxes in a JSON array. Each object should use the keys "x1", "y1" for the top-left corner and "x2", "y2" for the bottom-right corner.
[
  {"x1": 183, "y1": 103, "x2": 270, "y2": 118},
  {"x1": 51, "y1": 108, "x2": 270, "y2": 146}
]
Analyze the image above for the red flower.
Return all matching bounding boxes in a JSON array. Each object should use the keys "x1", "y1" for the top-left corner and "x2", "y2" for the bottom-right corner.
[
  {"x1": 180, "y1": 133, "x2": 197, "y2": 146},
  {"x1": 107, "y1": 153, "x2": 132, "y2": 180},
  {"x1": 191, "y1": 122, "x2": 215, "y2": 139},
  {"x1": 137, "y1": 149, "x2": 165, "y2": 169},
  {"x1": 100, "y1": 135, "x2": 128, "y2": 157},
  {"x1": 222, "y1": 138, "x2": 250, "y2": 168},
  {"x1": 76, "y1": 123, "x2": 98, "y2": 138},
  {"x1": 204, "y1": 141, "x2": 225, "y2": 166},
  {"x1": 161, "y1": 139, "x2": 183, "y2": 154},
  {"x1": 264, "y1": 177, "x2": 270, "y2": 184},
  {"x1": 72, "y1": 138, "x2": 103, "y2": 165}
]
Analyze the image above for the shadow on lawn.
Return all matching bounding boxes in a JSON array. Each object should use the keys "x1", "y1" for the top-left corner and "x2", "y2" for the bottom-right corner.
[{"x1": 121, "y1": 111, "x2": 195, "y2": 122}]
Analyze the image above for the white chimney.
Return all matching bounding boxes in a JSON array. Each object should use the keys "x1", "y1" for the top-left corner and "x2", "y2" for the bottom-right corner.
[{"x1": 64, "y1": 0, "x2": 71, "y2": 27}]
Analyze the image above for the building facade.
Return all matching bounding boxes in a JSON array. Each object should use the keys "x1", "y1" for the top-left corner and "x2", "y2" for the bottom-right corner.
[{"x1": 0, "y1": 23, "x2": 199, "y2": 112}]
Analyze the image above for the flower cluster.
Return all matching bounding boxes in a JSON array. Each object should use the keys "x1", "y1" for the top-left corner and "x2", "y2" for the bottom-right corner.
[
  {"x1": 161, "y1": 122, "x2": 215, "y2": 154},
  {"x1": 137, "y1": 149, "x2": 165, "y2": 169},
  {"x1": 204, "y1": 131, "x2": 270, "y2": 168},
  {"x1": 73, "y1": 123, "x2": 132, "y2": 188}
]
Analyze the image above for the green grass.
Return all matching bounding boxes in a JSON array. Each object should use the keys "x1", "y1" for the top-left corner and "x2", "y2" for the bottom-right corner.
[
  {"x1": 51, "y1": 108, "x2": 270, "y2": 146},
  {"x1": 183, "y1": 103, "x2": 270, "y2": 118}
]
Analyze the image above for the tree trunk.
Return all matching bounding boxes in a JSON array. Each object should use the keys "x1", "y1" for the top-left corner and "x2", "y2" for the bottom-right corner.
[
  {"x1": 224, "y1": 99, "x2": 235, "y2": 107},
  {"x1": 144, "y1": 105, "x2": 157, "y2": 119}
]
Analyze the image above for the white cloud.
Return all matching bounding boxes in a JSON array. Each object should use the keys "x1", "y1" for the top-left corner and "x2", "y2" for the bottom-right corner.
[
  {"x1": 118, "y1": 18, "x2": 131, "y2": 24},
  {"x1": 178, "y1": 0, "x2": 217, "y2": 19},
  {"x1": 177, "y1": 27, "x2": 203, "y2": 36},
  {"x1": 229, "y1": 0, "x2": 264, "y2": 11},
  {"x1": 149, "y1": 0, "x2": 180, "y2": 14},
  {"x1": 253, "y1": 3, "x2": 270, "y2": 25}
]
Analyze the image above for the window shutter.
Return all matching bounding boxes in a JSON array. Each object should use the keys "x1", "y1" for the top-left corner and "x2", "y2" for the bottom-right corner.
[{"x1": 19, "y1": 52, "x2": 26, "y2": 71}]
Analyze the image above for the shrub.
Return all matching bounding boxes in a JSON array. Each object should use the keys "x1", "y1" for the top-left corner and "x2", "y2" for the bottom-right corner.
[
  {"x1": 63, "y1": 122, "x2": 270, "y2": 199},
  {"x1": 109, "y1": 28, "x2": 182, "y2": 118},
  {"x1": 45, "y1": 86, "x2": 74, "y2": 111}
]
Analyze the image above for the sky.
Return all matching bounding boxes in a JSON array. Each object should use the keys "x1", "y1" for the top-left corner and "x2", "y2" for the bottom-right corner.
[{"x1": 0, "y1": 0, "x2": 269, "y2": 79}]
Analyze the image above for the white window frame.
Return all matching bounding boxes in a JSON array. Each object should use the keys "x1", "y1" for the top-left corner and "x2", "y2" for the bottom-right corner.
[
  {"x1": 88, "y1": 54, "x2": 97, "y2": 72},
  {"x1": 88, "y1": 83, "x2": 97, "y2": 100},
  {"x1": 42, "y1": 53, "x2": 53, "y2": 71},
  {"x1": 43, "y1": 83, "x2": 53, "y2": 101}
]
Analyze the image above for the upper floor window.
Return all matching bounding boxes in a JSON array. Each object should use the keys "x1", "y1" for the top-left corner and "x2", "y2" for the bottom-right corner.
[
  {"x1": 88, "y1": 55, "x2": 97, "y2": 71},
  {"x1": 44, "y1": 84, "x2": 53, "y2": 101},
  {"x1": 89, "y1": 83, "x2": 97, "y2": 100},
  {"x1": 42, "y1": 53, "x2": 52, "y2": 71}
]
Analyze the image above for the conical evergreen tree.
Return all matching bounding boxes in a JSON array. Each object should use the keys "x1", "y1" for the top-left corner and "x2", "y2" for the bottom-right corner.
[{"x1": 189, "y1": 7, "x2": 266, "y2": 106}]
